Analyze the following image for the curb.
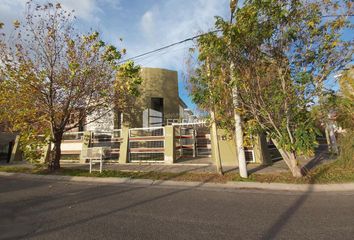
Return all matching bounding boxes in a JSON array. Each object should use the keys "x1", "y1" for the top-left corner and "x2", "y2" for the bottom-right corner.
[{"x1": 1, "y1": 172, "x2": 354, "y2": 192}]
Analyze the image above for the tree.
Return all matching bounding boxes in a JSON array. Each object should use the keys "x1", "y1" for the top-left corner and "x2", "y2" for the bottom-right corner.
[
  {"x1": 187, "y1": 45, "x2": 226, "y2": 174},
  {"x1": 336, "y1": 66, "x2": 354, "y2": 130},
  {"x1": 189, "y1": 0, "x2": 353, "y2": 177},
  {"x1": 0, "y1": 1, "x2": 141, "y2": 170}
]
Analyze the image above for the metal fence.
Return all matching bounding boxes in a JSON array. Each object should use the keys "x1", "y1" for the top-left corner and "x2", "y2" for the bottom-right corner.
[
  {"x1": 195, "y1": 127, "x2": 211, "y2": 157},
  {"x1": 175, "y1": 126, "x2": 195, "y2": 158},
  {"x1": 128, "y1": 127, "x2": 165, "y2": 162},
  {"x1": 174, "y1": 123, "x2": 211, "y2": 159},
  {"x1": 91, "y1": 129, "x2": 122, "y2": 160},
  {"x1": 62, "y1": 132, "x2": 84, "y2": 141}
]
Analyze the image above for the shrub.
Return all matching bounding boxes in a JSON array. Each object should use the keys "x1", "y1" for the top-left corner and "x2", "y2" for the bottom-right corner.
[{"x1": 336, "y1": 130, "x2": 354, "y2": 168}]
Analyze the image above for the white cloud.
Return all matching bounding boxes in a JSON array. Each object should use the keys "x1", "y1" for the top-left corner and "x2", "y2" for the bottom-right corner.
[
  {"x1": 60, "y1": 0, "x2": 100, "y2": 22},
  {"x1": 141, "y1": 10, "x2": 155, "y2": 36},
  {"x1": 0, "y1": 0, "x2": 121, "y2": 26},
  {"x1": 0, "y1": 0, "x2": 230, "y2": 109},
  {"x1": 0, "y1": 0, "x2": 228, "y2": 69},
  {"x1": 128, "y1": 0, "x2": 229, "y2": 70}
]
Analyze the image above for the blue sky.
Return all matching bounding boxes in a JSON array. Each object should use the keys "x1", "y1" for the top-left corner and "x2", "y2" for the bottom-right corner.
[
  {"x1": 0, "y1": 0, "x2": 230, "y2": 112},
  {"x1": 1, "y1": 1, "x2": 352, "y2": 111}
]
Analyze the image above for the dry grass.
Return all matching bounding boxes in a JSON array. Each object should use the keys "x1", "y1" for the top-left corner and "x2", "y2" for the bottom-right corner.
[{"x1": 1, "y1": 160, "x2": 353, "y2": 184}]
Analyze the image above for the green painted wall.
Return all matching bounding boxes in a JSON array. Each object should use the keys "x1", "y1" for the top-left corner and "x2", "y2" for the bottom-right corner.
[
  {"x1": 211, "y1": 129, "x2": 272, "y2": 167},
  {"x1": 211, "y1": 129, "x2": 238, "y2": 167},
  {"x1": 122, "y1": 67, "x2": 181, "y2": 128}
]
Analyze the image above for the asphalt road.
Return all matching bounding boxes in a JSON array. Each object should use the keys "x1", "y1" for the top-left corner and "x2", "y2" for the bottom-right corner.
[{"x1": 0, "y1": 177, "x2": 353, "y2": 240}]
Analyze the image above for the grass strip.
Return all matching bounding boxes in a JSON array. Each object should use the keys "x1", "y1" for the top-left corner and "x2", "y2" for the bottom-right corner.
[{"x1": 0, "y1": 161, "x2": 353, "y2": 184}]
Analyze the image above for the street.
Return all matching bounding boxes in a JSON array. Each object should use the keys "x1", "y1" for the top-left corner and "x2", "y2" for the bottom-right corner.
[{"x1": 0, "y1": 177, "x2": 353, "y2": 240}]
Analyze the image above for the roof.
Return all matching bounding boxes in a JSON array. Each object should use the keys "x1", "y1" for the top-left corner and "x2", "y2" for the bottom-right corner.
[{"x1": 178, "y1": 97, "x2": 188, "y2": 108}]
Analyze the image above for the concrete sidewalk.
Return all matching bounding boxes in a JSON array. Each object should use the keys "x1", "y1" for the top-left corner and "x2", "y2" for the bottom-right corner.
[
  {"x1": 59, "y1": 161, "x2": 292, "y2": 174},
  {"x1": 61, "y1": 151, "x2": 335, "y2": 174}
]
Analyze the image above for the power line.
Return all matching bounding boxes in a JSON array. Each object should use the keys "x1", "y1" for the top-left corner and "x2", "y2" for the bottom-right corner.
[
  {"x1": 323, "y1": 14, "x2": 354, "y2": 18},
  {"x1": 119, "y1": 14, "x2": 353, "y2": 64},
  {"x1": 118, "y1": 30, "x2": 220, "y2": 64}
]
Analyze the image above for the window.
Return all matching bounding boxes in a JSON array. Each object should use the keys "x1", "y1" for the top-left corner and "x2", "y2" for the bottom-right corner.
[
  {"x1": 150, "y1": 98, "x2": 164, "y2": 126},
  {"x1": 151, "y1": 97, "x2": 163, "y2": 112}
]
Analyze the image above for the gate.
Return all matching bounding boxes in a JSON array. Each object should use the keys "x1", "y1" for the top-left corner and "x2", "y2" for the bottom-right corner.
[
  {"x1": 173, "y1": 123, "x2": 211, "y2": 159},
  {"x1": 128, "y1": 127, "x2": 165, "y2": 162}
]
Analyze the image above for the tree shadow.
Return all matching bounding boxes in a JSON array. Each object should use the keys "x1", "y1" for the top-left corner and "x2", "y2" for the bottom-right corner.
[
  {"x1": 247, "y1": 164, "x2": 271, "y2": 175},
  {"x1": 0, "y1": 176, "x2": 48, "y2": 194},
  {"x1": 301, "y1": 152, "x2": 327, "y2": 174},
  {"x1": 260, "y1": 185, "x2": 314, "y2": 240},
  {"x1": 175, "y1": 156, "x2": 213, "y2": 164}
]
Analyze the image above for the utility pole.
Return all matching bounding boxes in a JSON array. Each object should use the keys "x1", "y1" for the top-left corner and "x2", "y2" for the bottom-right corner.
[{"x1": 230, "y1": 0, "x2": 248, "y2": 178}]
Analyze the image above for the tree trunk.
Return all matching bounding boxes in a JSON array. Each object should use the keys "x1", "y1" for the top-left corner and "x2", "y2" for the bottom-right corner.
[
  {"x1": 228, "y1": 5, "x2": 247, "y2": 178},
  {"x1": 210, "y1": 110, "x2": 223, "y2": 175},
  {"x1": 272, "y1": 139, "x2": 303, "y2": 177},
  {"x1": 325, "y1": 124, "x2": 331, "y2": 152},
  {"x1": 48, "y1": 132, "x2": 63, "y2": 171},
  {"x1": 231, "y1": 64, "x2": 248, "y2": 178},
  {"x1": 328, "y1": 122, "x2": 338, "y2": 154}
]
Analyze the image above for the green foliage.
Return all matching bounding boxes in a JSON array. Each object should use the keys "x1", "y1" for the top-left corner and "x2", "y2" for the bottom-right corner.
[
  {"x1": 19, "y1": 132, "x2": 48, "y2": 163},
  {"x1": 116, "y1": 60, "x2": 142, "y2": 97},
  {"x1": 188, "y1": 0, "x2": 353, "y2": 160},
  {"x1": 336, "y1": 130, "x2": 354, "y2": 168},
  {"x1": 313, "y1": 87, "x2": 354, "y2": 131},
  {"x1": 339, "y1": 67, "x2": 354, "y2": 101},
  {"x1": 0, "y1": 1, "x2": 140, "y2": 168},
  {"x1": 335, "y1": 67, "x2": 354, "y2": 129}
]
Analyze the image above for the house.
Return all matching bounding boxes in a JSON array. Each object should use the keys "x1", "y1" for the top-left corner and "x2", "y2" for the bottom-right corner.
[
  {"x1": 2, "y1": 67, "x2": 272, "y2": 166},
  {"x1": 84, "y1": 67, "x2": 190, "y2": 131}
]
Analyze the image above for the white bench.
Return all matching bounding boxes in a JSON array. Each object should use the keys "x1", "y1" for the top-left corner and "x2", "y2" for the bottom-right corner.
[{"x1": 82, "y1": 147, "x2": 111, "y2": 173}]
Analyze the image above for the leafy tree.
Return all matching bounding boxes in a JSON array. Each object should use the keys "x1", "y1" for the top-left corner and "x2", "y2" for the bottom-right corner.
[
  {"x1": 337, "y1": 66, "x2": 354, "y2": 129},
  {"x1": 0, "y1": 1, "x2": 141, "y2": 170},
  {"x1": 189, "y1": 0, "x2": 353, "y2": 177}
]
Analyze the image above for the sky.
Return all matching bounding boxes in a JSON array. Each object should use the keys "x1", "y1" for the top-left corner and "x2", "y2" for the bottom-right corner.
[
  {"x1": 1, "y1": 1, "x2": 352, "y2": 112},
  {"x1": 0, "y1": 0, "x2": 230, "y2": 112}
]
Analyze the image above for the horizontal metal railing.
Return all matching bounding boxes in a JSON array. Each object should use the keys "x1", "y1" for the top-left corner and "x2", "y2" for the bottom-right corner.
[
  {"x1": 62, "y1": 132, "x2": 84, "y2": 141},
  {"x1": 128, "y1": 127, "x2": 165, "y2": 162},
  {"x1": 91, "y1": 130, "x2": 122, "y2": 159}
]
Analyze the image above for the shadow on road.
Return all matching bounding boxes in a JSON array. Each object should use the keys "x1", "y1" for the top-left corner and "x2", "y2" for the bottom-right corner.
[{"x1": 260, "y1": 185, "x2": 314, "y2": 239}]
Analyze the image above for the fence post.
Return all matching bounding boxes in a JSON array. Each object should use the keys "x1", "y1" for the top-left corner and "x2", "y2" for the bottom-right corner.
[
  {"x1": 79, "y1": 131, "x2": 92, "y2": 163},
  {"x1": 192, "y1": 129, "x2": 196, "y2": 157},
  {"x1": 164, "y1": 125, "x2": 175, "y2": 164},
  {"x1": 40, "y1": 138, "x2": 51, "y2": 163},
  {"x1": 9, "y1": 135, "x2": 22, "y2": 162},
  {"x1": 119, "y1": 127, "x2": 129, "y2": 164},
  {"x1": 253, "y1": 132, "x2": 272, "y2": 165}
]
